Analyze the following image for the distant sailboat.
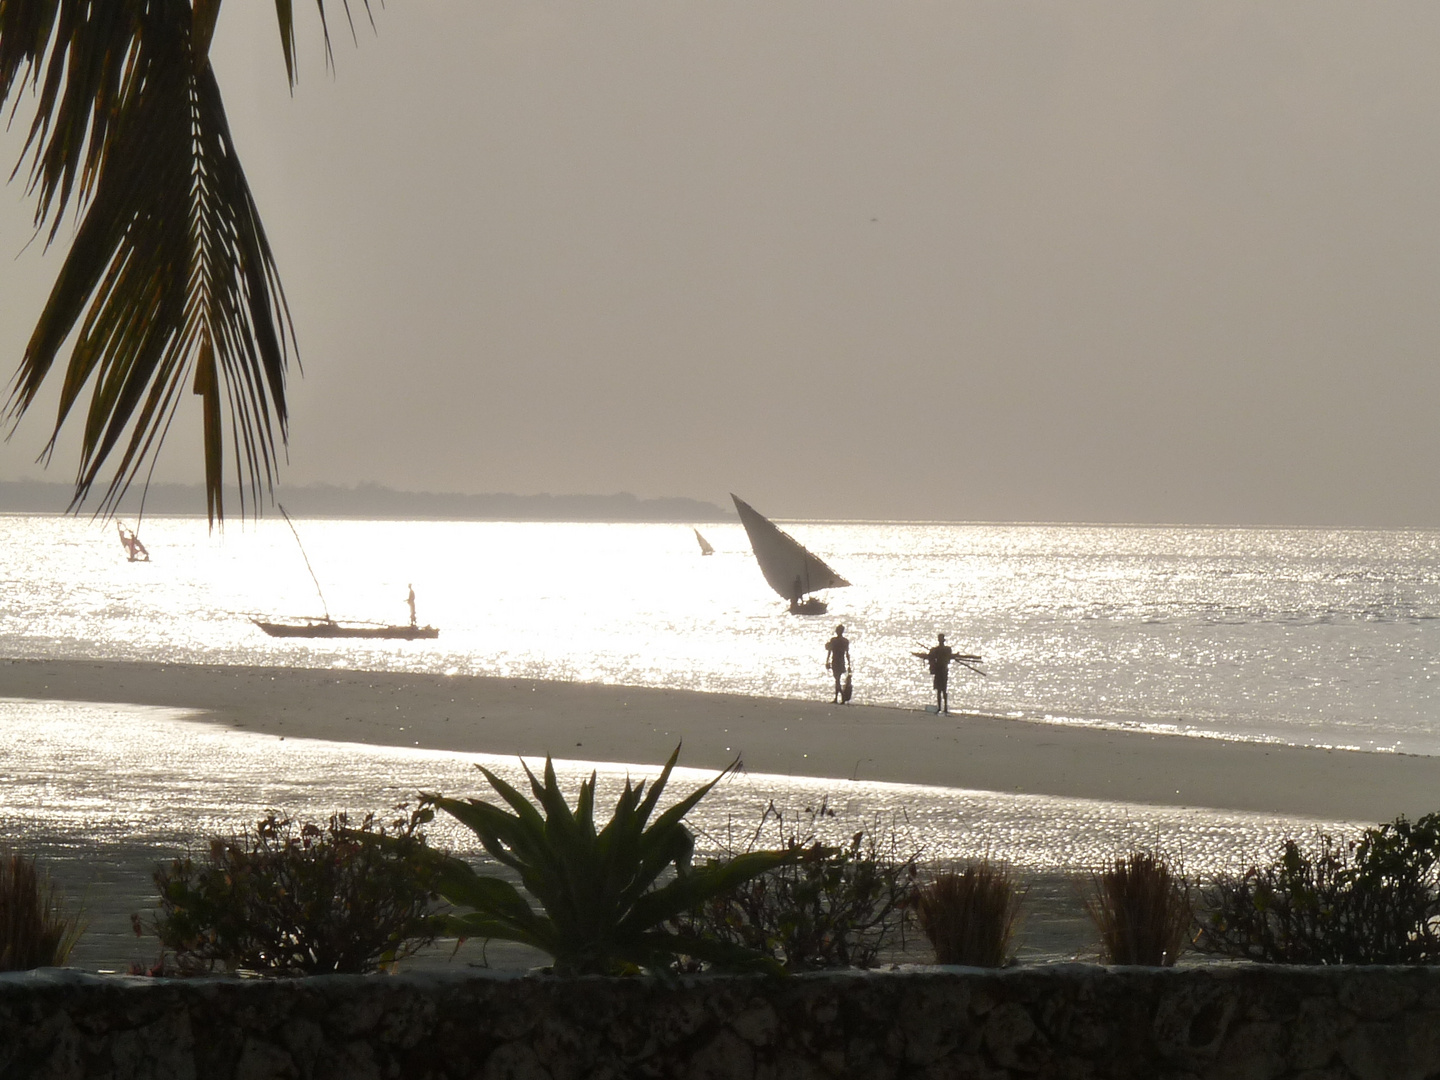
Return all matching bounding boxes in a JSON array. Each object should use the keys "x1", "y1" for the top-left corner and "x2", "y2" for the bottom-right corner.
[
  {"x1": 694, "y1": 529, "x2": 715, "y2": 556},
  {"x1": 731, "y1": 494, "x2": 850, "y2": 615},
  {"x1": 116, "y1": 521, "x2": 149, "y2": 562},
  {"x1": 252, "y1": 618, "x2": 439, "y2": 640}
]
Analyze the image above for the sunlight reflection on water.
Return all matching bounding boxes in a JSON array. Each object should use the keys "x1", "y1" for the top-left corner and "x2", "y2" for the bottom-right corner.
[
  {"x1": 2, "y1": 515, "x2": 1438, "y2": 752},
  {"x1": 0, "y1": 700, "x2": 1350, "y2": 878}
]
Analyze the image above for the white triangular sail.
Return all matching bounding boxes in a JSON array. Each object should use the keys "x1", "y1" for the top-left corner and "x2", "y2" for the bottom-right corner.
[
  {"x1": 731, "y1": 494, "x2": 850, "y2": 601},
  {"x1": 694, "y1": 529, "x2": 715, "y2": 555},
  {"x1": 117, "y1": 521, "x2": 150, "y2": 562}
]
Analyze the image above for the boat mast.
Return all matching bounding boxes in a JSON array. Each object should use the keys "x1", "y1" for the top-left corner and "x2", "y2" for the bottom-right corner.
[{"x1": 278, "y1": 504, "x2": 332, "y2": 622}]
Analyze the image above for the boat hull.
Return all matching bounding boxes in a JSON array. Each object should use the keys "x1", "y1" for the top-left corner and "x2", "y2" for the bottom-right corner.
[{"x1": 252, "y1": 619, "x2": 439, "y2": 640}]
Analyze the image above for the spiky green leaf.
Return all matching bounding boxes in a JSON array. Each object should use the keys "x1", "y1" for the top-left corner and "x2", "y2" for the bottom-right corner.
[{"x1": 427, "y1": 747, "x2": 784, "y2": 975}]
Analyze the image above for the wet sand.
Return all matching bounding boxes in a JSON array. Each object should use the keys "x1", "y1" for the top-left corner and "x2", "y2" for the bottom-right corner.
[{"x1": 4, "y1": 657, "x2": 1439, "y2": 823}]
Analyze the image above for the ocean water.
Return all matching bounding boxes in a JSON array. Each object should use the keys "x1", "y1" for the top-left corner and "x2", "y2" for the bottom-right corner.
[
  {"x1": 4, "y1": 514, "x2": 1422, "y2": 968},
  {"x1": 1, "y1": 513, "x2": 1437, "y2": 754}
]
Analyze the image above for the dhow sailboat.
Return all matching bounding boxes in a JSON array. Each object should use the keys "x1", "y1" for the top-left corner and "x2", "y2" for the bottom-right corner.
[
  {"x1": 253, "y1": 506, "x2": 439, "y2": 640},
  {"x1": 731, "y1": 494, "x2": 850, "y2": 614}
]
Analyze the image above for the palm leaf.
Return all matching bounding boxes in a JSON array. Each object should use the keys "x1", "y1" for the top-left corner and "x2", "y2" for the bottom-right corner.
[
  {"x1": 273, "y1": 0, "x2": 373, "y2": 87},
  {"x1": 0, "y1": 1, "x2": 369, "y2": 522}
]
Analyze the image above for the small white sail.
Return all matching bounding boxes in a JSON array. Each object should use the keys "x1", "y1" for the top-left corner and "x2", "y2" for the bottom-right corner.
[
  {"x1": 731, "y1": 495, "x2": 850, "y2": 601},
  {"x1": 694, "y1": 529, "x2": 715, "y2": 555},
  {"x1": 116, "y1": 521, "x2": 150, "y2": 562}
]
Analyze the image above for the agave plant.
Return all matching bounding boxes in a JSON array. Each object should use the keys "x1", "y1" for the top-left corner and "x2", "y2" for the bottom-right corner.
[{"x1": 418, "y1": 747, "x2": 791, "y2": 975}]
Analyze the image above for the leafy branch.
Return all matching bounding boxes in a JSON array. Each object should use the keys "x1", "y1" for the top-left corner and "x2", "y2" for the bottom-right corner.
[{"x1": 0, "y1": 1, "x2": 370, "y2": 522}]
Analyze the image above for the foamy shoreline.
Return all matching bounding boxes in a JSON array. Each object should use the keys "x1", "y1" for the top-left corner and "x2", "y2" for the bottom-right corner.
[{"x1": 3, "y1": 656, "x2": 1437, "y2": 823}]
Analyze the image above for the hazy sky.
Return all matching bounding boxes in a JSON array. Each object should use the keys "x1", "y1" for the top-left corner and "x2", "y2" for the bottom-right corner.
[{"x1": 3, "y1": 1, "x2": 1439, "y2": 524}]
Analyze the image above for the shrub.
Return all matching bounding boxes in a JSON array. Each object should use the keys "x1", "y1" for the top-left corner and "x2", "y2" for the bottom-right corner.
[
  {"x1": 1197, "y1": 814, "x2": 1440, "y2": 965},
  {"x1": 1085, "y1": 851, "x2": 1192, "y2": 966},
  {"x1": 914, "y1": 859, "x2": 1023, "y2": 967},
  {"x1": 416, "y1": 747, "x2": 792, "y2": 975},
  {"x1": 150, "y1": 808, "x2": 439, "y2": 975},
  {"x1": 674, "y1": 799, "x2": 919, "y2": 970},
  {"x1": 0, "y1": 852, "x2": 83, "y2": 970}
]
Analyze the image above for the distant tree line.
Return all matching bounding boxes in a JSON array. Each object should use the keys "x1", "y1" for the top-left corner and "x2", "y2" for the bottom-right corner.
[{"x1": 0, "y1": 481, "x2": 731, "y2": 523}]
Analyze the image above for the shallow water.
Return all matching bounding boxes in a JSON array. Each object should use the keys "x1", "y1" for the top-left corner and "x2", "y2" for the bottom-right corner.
[
  {"x1": 0, "y1": 699, "x2": 1347, "y2": 876},
  {"x1": 4, "y1": 515, "x2": 1438, "y2": 754},
  {"x1": 0, "y1": 699, "x2": 1354, "y2": 971}
]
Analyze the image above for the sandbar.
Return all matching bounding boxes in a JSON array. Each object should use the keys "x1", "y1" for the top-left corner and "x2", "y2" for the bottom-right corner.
[{"x1": 3, "y1": 657, "x2": 1437, "y2": 823}]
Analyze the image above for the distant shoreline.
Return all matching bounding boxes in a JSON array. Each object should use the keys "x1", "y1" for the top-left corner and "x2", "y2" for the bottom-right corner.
[
  {"x1": 5, "y1": 487, "x2": 1436, "y2": 529},
  {"x1": 4, "y1": 657, "x2": 1439, "y2": 824},
  {"x1": 0, "y1": 481, "x2": 733, "y2": 522}
]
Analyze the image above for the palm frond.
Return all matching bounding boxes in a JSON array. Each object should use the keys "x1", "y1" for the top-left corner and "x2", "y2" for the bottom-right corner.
[
  {"x1": 0, "y1": 0, "x2": 364, "y2": 522},
  {"x1": 1, "y1": 0, "x2": 141, "y2": 242},
  {"x1": 273, "y1": 0, "x2": 374, "y2": 87},
  {"x1": 191, "y1": 0, "x2": 221, "y2": 65}
]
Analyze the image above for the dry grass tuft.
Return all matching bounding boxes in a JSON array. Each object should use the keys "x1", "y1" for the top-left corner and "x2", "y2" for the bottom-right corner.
[
  {"x1": 0, "y1": 852, "x2": 84, "y2": 971},
  {"x1": 914, "y1": 860, "x2": 1024, "y2": 967},
  {"x1": 1086, "y1": 850, "x2": 1192, "y2": 966}
]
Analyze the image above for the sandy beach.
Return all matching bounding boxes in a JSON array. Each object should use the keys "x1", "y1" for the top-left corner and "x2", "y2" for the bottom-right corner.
[{"x1": 5, "y1": 656, "x2": 1439, "y2": 823}]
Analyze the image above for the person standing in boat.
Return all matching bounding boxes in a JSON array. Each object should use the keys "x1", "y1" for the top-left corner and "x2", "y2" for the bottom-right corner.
[
  {"x1": 406, "y1": 584, "x2": 417, "y2": 628},
  {"x1": 825, "y1": 625, "x2": 851, "y2": 704}
]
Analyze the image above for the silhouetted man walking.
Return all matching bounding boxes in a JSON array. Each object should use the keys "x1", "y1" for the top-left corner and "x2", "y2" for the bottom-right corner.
[{"x1": 825, "y1": 625, "x2": 851, "y2": 703}]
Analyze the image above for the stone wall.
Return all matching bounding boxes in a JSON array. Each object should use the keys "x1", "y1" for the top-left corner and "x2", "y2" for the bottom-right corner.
[{"x1": 3, "y1": 964, "x2": 1439, "y2": 1079}]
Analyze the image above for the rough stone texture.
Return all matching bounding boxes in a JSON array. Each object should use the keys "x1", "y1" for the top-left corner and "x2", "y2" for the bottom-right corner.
[{"x1": 6, "y1": 965, "x2": 1440, "y2": 1079}]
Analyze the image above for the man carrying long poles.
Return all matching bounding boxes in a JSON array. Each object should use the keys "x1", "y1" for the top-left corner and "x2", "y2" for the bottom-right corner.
[{"x1": 913, "y1": 633, "x2": 984, "y2": 714}]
